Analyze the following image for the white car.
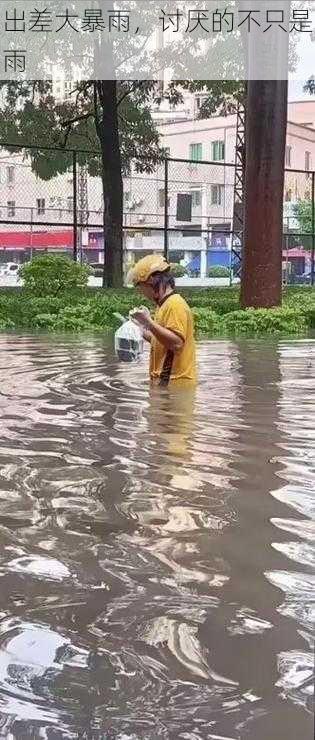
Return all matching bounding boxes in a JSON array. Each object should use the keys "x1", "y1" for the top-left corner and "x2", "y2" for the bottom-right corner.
[
  {"x1": 0, "y1": 262, "x2": 20, "y2": 276},
  {"x1": 0, "y1": 263, "x2": 22, "y2": 286}
]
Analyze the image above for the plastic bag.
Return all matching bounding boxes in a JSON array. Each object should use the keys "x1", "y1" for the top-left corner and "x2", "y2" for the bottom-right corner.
[{"x1": 114, "y1": 318, "x2": 144, "y2": 362}]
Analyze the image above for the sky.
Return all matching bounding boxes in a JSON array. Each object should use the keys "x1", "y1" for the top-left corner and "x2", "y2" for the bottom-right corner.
[
  {"x1": 288, "y1": 80, "x2": 311, "y2": 100},
  {"x1": 288, "y1": 20, "x2": 314, "y2": 101}
]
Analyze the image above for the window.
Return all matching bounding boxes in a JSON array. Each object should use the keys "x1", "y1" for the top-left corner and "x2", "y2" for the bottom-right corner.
[
  {"x1": 158, "y1": 188, "x2": 164, "y2": 208},
  {"x1": 7, "y1": 200, "x2": 15, "y2": 217},
  {"x1": 169, "y1": 250, "x2": 184, "y2": 262},
  {"x1": 196, "y1": 96, "x2": 202, "y2": 110},
  {"x1": 211, "y1": 140, "x2": 225, "y2": 161},
  {"x1": 285, "y1": 189, "x2": 292, "y2": 202},
  {"x1": 189, "y1": 143, "x2": 202, "y2": 161},
  {"x1": 53, "y1": 197, "x2": 63, "y2": 218},
  {"x1": 67, "y1": 196, "x2": 74, "y2": 213},
  {"x1": 211, "y1": 185, "x2": 223, "y2": 205},
  {"x1": 64, "y1": 81, "x2": 72, "y2": 100},
  {"x1": 181, "y1": 225, "x2": 201, "y2": 237},
  {"x1": 211, "y1": 223, "x2": 230, "y2": 249},
  {"x1": 50, "y1": 197, "x2": 59, "y2": 211},
  {"x1": 124, "y1": 191, "x2": 130, "y2": 204},
  {"x1": 191, "y1": 190, "x2": 201, "y2": 207},
  {"x1": 36, "y1": 198, "x2": 45, "y2": 215},
  {"x1": 285, "y1": 146, "x2": 292, "y2": 167},
  {"x1": 6, "y1": 166, "x2": 15, "y2": 185},
  {"x1": 158, "y1": 188, "x2": 172, "y2": 208},
  {"x1": 305, "y1": 190, "x2": 310, "y2": 200},
  {"x1": 305, "y1": 151, "x2": 311, "y2": 175}
]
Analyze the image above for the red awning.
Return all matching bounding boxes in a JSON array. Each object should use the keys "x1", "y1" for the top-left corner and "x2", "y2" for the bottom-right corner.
[
  {"x1": 282, "y1": 248, "x2": 310, "y2": 259},
  {"x1": 0, "y1": 230, "x2": 73, "y2": 248}
]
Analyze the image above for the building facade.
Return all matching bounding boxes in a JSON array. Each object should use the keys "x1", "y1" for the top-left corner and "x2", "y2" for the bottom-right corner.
[{"x1": 0, "y1": 100, "x2": 314, "y2": 273}]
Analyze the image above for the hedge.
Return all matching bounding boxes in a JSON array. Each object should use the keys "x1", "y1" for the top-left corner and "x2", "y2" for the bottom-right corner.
[{"x1": 0, "y1": 285, "x2": 314, "y2": 337}]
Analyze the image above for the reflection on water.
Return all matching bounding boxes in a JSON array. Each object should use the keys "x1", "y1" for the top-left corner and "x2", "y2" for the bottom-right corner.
[{"x1": 0, "y1": 334, "x2": 314, "y2": 739}]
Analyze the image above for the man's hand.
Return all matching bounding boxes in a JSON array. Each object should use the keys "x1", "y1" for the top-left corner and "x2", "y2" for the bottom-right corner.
[{"x1": 130, "y1": 307, "x2": 151, "y2": 329}]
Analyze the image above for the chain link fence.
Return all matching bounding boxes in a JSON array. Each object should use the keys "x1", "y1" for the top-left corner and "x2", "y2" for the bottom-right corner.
[{"x1": 0, "y1": 143, "x2": 314, "y2": 285}]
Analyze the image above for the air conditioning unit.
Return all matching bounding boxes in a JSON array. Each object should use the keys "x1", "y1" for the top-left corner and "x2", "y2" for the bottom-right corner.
[
  {"x1": 127, "y1": 198, "x2": 144, "y2": 212},
  {"x1": 127, "y1": 200, "x2": 137, "y2": 212}
]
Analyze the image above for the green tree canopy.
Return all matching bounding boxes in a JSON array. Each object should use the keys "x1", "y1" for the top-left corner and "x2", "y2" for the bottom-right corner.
[
  {"x1": 293, "y1": 199, "x2": 313, "y2": 244},
  {"x1": 0, "y1": 78, "x2": 243, "y2": 178}
]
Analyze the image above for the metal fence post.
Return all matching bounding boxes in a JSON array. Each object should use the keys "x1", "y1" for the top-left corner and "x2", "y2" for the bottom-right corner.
[
  {"x1": 73, "y1": 151, "x2": 78, "y2": 261},
  {"x1": 30, "y1": 208, "x2": 33, "y2": 261},
  {"x1": 311, "y1": 171, "x2": 315, "y2": 286},
  {"x1": 163, "y1": 157, "x2": 169, "y2": 260}
]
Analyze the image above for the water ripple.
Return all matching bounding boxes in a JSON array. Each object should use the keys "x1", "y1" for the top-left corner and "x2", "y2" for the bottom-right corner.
[{"x1": 0, "y1": 334, "x2": 313, "y2": 738}]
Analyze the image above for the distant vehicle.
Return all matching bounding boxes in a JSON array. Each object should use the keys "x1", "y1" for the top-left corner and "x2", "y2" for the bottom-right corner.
[
  {"x1": 89, "y1": 262, "x2": 104, "y2": 277},
  {"x1": 0, "y1": 262, "x2": 20, "y2": 276},
  {"x1": 297, "y1": 272, "x2": 312, "y2": 285}
]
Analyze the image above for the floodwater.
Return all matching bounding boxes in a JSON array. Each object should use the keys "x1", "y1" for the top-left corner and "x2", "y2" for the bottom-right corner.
[{"x1": 0, "y1": 334, "x2": 313, "y2": 740}]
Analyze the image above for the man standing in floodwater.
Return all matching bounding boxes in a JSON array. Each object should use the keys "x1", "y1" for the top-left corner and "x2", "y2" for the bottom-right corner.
[{"x1": 127, "y1": 255, "x2": 197, "y2": 387}]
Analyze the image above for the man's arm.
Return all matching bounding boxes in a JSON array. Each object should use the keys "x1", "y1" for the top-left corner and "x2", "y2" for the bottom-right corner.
[
  {"x1": 132, "y1": 308, "x2": 184, "y2": 352},
  {"x1": 146, "y1": 317, "x2": 184, "y2": 352}
]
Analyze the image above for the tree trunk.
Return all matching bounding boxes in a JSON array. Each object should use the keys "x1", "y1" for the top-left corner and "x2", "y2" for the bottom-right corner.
[
  {"x1": 97, "y1": 80, "x2": 123, "y2": 288},
  {"x1": 240, "y1": 80, "x2": 288, "y2": 308}
]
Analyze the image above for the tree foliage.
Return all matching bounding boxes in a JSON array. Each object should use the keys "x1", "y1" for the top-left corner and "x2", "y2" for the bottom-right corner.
[
  {"x1": 304, "y1": 77, "x2": 315, "y2": 96},
  {"x1": 0, "y1": 80, "x2": 169, "y2": 177},
  {"x1": 181, "y1": 80, "x2": 244, "y2": 118},
  {"x1": 0, "y1": 78, "x2": 242, "y2": 177},
  {"x1": 293, "y1": 199, "x2": 313, "y2": 242}
]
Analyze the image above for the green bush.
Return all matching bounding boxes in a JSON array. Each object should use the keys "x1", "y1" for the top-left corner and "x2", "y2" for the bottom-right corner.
[
  {"x1": 33, "y1": 305, "x2": 102, "y2": 332},
  {"x1": 203, "y1": 298, "x2": 238, "y2": 315},
  {"x1": 19, "y1": 255, "x2": 90, "y2": 297},
  {"x1": 193, "y1": 308, "x2": 220, "y2": 335},
  {"x1": 208, "y1": 265, "x2": 230, "y2": 278},
  {"x1": 0, "y1": 295, "x2": 68, "y2": 328},
  {"x1": 0, "y1": 283, "x2": 314, "y2": 337},
  {"x1": 52, "y1": 305, "x2": 94, "y2": 332},
  {"x1": 302, "y1": 306, "x2": 315, "y2": 328},
  {"x1": 0, "y1": 317, "x2": 15, "y2": 330},
  {"x1": 32, "y1": 313, "x2": 57, "y2": 329},
  {"x1": 180, "y1": 288, "x2": 239, "y2": 313},
  {"x1": 170, "y1": 263, "x2": 187, "y2": 278},
  {"x1": 221, "y1": 307, "x2": 308, "y2": 335}
]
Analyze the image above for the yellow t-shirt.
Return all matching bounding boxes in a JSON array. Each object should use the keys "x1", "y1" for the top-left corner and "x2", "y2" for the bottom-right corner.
[{"x1": 149, "y1": 293, "x2": 197, "y2": 385}]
